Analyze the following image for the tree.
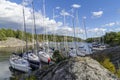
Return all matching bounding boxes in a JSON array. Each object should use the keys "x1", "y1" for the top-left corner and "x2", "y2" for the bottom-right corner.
[
  {"x1": 6, "y1": 29, "x2": 15, "y2": 37},
  {"x1": 0, "y1": 29, "x2": 7, "y2": 41},
  {"x1": 15, "y1": 30, "x2": 22, "y2": 39}
]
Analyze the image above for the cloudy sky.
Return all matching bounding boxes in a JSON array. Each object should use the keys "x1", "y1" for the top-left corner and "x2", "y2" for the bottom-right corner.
[{"x1": 0, "y1": 0, "x2": 120, "y2": 39}]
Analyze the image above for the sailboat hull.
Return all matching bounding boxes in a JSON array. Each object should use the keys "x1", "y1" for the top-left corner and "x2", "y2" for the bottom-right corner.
[{"x1": 9, "y1": 58, "x2": 31, "y2": 73}]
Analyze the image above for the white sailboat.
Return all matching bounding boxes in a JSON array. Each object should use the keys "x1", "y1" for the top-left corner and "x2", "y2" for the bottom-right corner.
[
  {"x1": 9, "y1": 54, "x2": 31, "y2": 72},
  {"x1": 38, "y1": 0, "x2": 51, "y2": 63},
  {"x1": 38, "y1": 50, "x2": 51, "y2": 63},
  {"x1": 23, "y1": 51, "x2": 39, "y2": 63},
  {"x1": 9, "y1": 0, "x2": 40, "y2": 71},
  {"x1": 9, "y1": 0, "x2": 31, "y2": 72}
]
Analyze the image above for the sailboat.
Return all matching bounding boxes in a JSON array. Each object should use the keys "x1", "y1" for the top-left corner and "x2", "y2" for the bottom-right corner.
[
  {"x1": 9, "y1": 0, "x2": 40, "y2": 71},
  {"x1": 9, "y1": 53, "x2": 31, "y2": 72},
  {"x1": 68, "y1": 10, "x2": 86, "y2": 57},
  {"x1": 38, "y1": 0, "x2": 51, "y2": 63},
  {"x1": 21, "y1": 0, "x2": 41, "y2": 70},
  {"x1": 9, "y1": 0, "x2": 32, "y2": 72}
]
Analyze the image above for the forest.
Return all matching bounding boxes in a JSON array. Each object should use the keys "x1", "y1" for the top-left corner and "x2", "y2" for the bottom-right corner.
[
  {"x1": 86, "y1": 32, "x2": 120, "y2": 46},
  {"x1": 0, "y1": 28, "x2": 81, "y2": 42}
]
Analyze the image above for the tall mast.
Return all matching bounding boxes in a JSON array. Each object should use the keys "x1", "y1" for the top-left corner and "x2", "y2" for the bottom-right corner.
[
  {"x1": 43, "y1": 0, "x2": 49, "y2": 52},
  {"x1": 75, "y1": 10, "x2": 79, "y2": 43},
  {"x1": 22, "y1": 0, "x2": 28, "y2": 52},
  {"x1": 31, "y1": 1, "x2": 38, "y2": 52},
  {"x1": 42, "y1": 0, "x2": 45, "y2": 43},
  {"x1": 82, "y1": 17, "x2": 90, "y2": 54},
  {"x1": 43, "y1": 0, "x2": 46, "y2": 42},
  {"x1": 53, "y1": 8, "x2": 57, "y2": 49},
  {"x1": 72, "y1": 9, "x2": 77, "y2": 54},
  {"x1": 31, "y1": 7, "x2": 35, "y2": 50},
  {"x1": 63, "y1": 9, "x2": 68, "y2": 52},
  {"x1": 83, "y1": 17, "x2": 87, "y2": 40},
  {"x1": 31, "y1": 1, "x2": 41, "y2": 69}
]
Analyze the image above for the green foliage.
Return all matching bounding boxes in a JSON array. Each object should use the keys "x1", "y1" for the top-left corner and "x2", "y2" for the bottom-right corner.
[
  {"x1": 86, "y1": 31, "x2": 120, "y2": 46},
  {"x1": 52, "y1": 50, "x2": 65, "y2": 63},
  {"x1": 0, "y1": 28, "x2": 32, "y2": 41},
  {"x1": 104, "y1": 32, "x2": 118, "y2": 46},
  {"x1": 15, "y1": 30, "x2": 22, "y2": 39},
  {"x1": 0, "y1": 28, "x2": 81, "y2": 42},
  {"x1": 0, "y1": 29, "x2": 7, "y2": 40},
  {"x1": 25, "y1": 75, "x2": 37, "y2": 80},
  {"x1": 86, "y1": 38, "x2": 93, "y2": 43},
  {"x1": 91, "y1": 53, "x2": 120, "y2": 78},
  {"x1": 100, "y1": 58, "x2": 116, "y2": 73},
  {"x1": 116, "y1": 69, "x2": 120, "y2": 78},
  {"x1": 6, "y1": 29, "x2": 15, "y2": 37}
]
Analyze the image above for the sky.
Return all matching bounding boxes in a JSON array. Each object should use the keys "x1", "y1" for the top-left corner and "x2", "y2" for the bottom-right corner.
[{"x1": 0, "y1": 0, "x2": 120, "y2": 39}]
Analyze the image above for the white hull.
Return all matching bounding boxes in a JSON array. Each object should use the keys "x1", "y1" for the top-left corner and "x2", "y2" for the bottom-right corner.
[
  {"x1": 92, "y1": 47, "x2": 105, "y2": 51},
  {"x1": 9, "y1": 57, "x2": 31, "y2": 72},
  {"x1": 39, "y1": 56, "x2": 48, "y2": 63},
  {"x1": 23, "y1": 52, "x2": 40, "y2": 63},
  {"x1": 38, "y1": 51, "x2": 51, "y2": 63}
]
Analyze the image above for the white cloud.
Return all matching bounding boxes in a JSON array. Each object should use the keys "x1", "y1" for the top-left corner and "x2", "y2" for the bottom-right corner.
[
  {"x1": 102, "y1": 21, "x2": 120, "y2": 27},
  {"x1": 60, "y1": 9, "x2": 70, "y2": 16},
  {"x1": 72, "y1": 4, "x2": 81, "y2": 8},
  {"x1": 75, "y1": 27, "x2": 84, "y2": 34},
  {"x1": 103, "y1": 22, "x2": 115, "y2": 27},
  {"x1": 0, "y1": 0, "x2": 90, "y2": 38},
  {"x1": 83, "y1": 16, "x2": 87, "y2": 19},
  {"x1": 87, "y1": 28, "x2": 107, "y2": 37},
  {"x1": 92, "y1": 11, "x2": 103, "y2": 18},
  {"x1": 55, "y1": 6, "x2": 60, "y2": 9},
  {"x1": 0, "y1": 0, "x2": 62, "y2": 34},
  {"x1": 88, "y1": 28, "x2": 106, "y2": 33}
]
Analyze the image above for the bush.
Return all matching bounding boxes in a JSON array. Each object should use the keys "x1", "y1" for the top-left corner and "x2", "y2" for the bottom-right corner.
[
  {"x1": 53, "y1": 50, "x2": 65, "y2": 63},
  {"x1": 116, "y1": 69, "x2": 120, "y2": 78},
  {"x1": 100, "y1": 58, "x2": 116, "y2": 73}
]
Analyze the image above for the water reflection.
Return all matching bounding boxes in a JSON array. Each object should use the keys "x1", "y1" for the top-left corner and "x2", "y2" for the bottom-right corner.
[{"x1": 0, "y1": 61, "x2": 11, "y2": 80}]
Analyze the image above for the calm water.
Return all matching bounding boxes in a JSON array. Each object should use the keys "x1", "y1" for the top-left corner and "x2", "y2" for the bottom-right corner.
[
  {"x1": 0, "y1": 60, "x2": 11, "y2": 80},
  {"x1": 0, "y1": 47, "x2": 26, "y2": 80},
  {"x1": 0, "y1": 42, "x2": 92, "y2": 80}
]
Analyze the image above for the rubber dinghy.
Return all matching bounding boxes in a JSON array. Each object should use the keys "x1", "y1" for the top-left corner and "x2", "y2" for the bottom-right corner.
[{"x1": 9, "y1": 53, "x2": 31, "y2": 73}]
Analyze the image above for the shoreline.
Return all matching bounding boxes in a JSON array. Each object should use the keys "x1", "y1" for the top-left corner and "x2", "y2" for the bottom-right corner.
[{"x1": 0, "y1": 37, "x2": 33, "y2": 48}]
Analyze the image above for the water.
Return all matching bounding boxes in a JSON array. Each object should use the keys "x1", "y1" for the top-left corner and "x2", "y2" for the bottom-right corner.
[
  {"x1": 0, "y1": 47, "x2": 28, "y2": 80},
  {"x1": 0, "y1": 42, "x2": 92, "y2": 80},
  {"x1": 49, "y1": 42, "x2": 92, "y2": 54},
  {"x1": 0, "y1": 60, "x2": 11, "y2": 80}
]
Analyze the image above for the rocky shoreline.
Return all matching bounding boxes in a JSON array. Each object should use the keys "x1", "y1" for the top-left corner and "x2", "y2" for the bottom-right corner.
[
  {"x1": 33, "y1": 57, "x2": 118, "y2": 80},
  {"x1": 0, "y1": 37, "x2": 33, "y2": 48}
]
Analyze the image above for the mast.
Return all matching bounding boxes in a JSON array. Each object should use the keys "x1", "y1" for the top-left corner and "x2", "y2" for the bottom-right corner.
[
  {"x1": 75, "y1": 10, "x2": 79, "y2": 43},
  {"x1": 52, "y1": 8, "x2": 57, "y2": 50},
  {"x1": 42, "y1": 0, "x2": 45, "y2": 44},
  {"x1": 63, "y1": 9, "x2": 68, "y2": 53},
  {"x1": 22, "y1": 0, "x2": 28, "y2": 52},
  {"x1": 31, "y1": 9, "x2": 35, "y2": 50},
  {"x1": 63, "y1": 10, "x2": 66, "y2": 49},
  {"x1": 31, "y1": 1, "x2": 41, "y2": 69},
  {"x1": 72, "y1": 9, "x2": 77, "y2": 55},
  {"x1": 43, "y1": 0, "x2": 49, "y2": 51},
  {"x1": 102, "y1": 30, "x2": 104, "y2": 45},
  {"x1": 82, "y1": 17, "x2": 87, "y2": 40},
  {"x1": 43, "y1": 0, "x2": 46, "y2": 42},
  {"x1": 82, "y1": 17, "x2": 90, "y2": 54},
  {"x1": 31, "y1": 1, "x2": 38, "y2": 52}
]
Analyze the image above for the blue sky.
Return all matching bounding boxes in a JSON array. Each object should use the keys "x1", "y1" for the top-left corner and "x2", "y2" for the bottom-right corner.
[{"x1": 0, "y1": 0, "x2": 120, "y2": 39}]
